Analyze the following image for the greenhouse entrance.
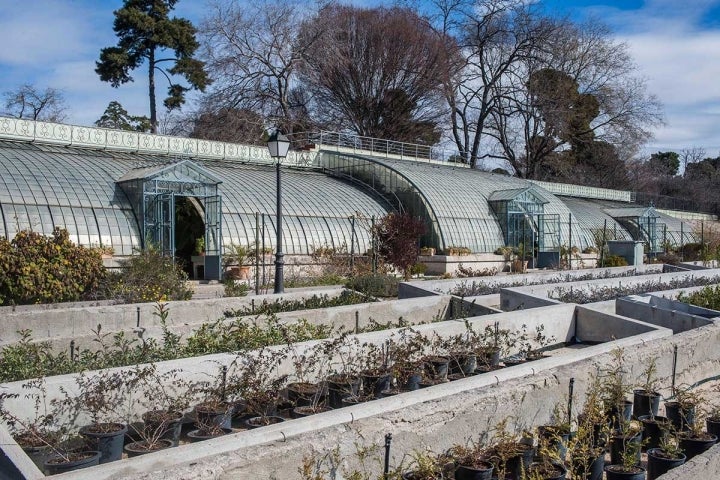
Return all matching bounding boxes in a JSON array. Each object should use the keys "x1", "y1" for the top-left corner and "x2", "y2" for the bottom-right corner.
[{"x1": 117, "y1": 160, "x2": 223, "y2": 280}]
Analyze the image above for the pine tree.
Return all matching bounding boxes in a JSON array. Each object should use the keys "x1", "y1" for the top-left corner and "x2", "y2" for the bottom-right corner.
[{"x1": 96, "y1": 0, "x2": 211, "y2": 133}]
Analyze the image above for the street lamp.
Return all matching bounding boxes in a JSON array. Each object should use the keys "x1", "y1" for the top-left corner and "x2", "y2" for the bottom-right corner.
[{"x1": 267, "y1": 130, "x2": 290, "y2": 294}]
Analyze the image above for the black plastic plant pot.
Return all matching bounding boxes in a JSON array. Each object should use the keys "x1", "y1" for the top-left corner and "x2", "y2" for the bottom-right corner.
[
  {"x1": 124, "y1": 439, "x2": 174, "y2": 458},
  {"x1": 243, "y1": 415, "x2": 286, "y2": 429},
  {"x1": 646, "y1": 448, "x2": 686, "y2": 480},
  {"x1": 477, "y1": 347, "x2": 501, "y2": 367},
  {"x1": 505, "y1": 444, "x2": 535, "y2": 480},
  {"x1": 664, "y1": 401, "x2": 695, "y2": 432},
  {"x1": 287, "y1": 382, "x2": 325, "y2": 408},
  {"x1": 632, "y1": 389, "x2": 660, "y2": 418},
  {"x1": 449, "y1": 352, "x2": 477, "y2": 376},
  {"x1": 186, "y1": 427, "x2": 233, "y2": 443},
  {"x1": 399, "y1": 371, "x2": 423, "y2": 391},
  {"x1": 326, "y1": 375, "x2": 360, "y2": 408},
  {"x1": 604, "y1": 465, "x2": 646, "y2": 480},
  {"x1": 79, "y1": 422, "x2": 128, "y2": 463},
  {"x1": 537, "y1": 425, "x2": 570, "y2": 460},
  {"x1": 21, "y1": 444, "x2": 53, "y2": 472},
  {"x1": 607, "y1": 401, "x2": 633, "y2": 429},
  {"x1": 194, "y1": 402, "x2": 233, "y2": 430},
  {"x1": 455, "y1": 461, "x2": 494, "y2": 480},
  {"x1": 43, "y1": 451, "x2": 101, "y2": 476},
  {"x1": 423, "y1": 355, "x2": 450, "y2": 380},
  {"x1": 638, "y1": 415, "x2": 670, "y2": 451},
  {"x1": 706, "y1": 417, "x2": 720, "y2": 438},
  {"x1": 360, "y1": 371, "x2": 392, "y2": 397},
  {"x1": 679, "y1": 432, "x2": 718, "y2": 460},
  {"x1": 571, "y1": 451, "x2": 605, "y2": 480},
  {"x1": 142, "y1": 410, "x2": 184, "y2": 447},
  {"x1": 609, "y1": 430, "x2": 642, "y2": 466}
]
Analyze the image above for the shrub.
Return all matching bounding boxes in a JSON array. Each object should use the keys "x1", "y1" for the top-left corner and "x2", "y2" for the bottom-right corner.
[
  {"x1": 346, "y1": 274, "x2": 399, "y2": 298},
  {"x1": 678, "y1": 284, "x2": 720, "y2": 310},
  {"x1": 601, "y1": 254, "x2": 628, "y2": 267},
  {"x1": 104, "y1": 245, "x2": 193, "y2": 303},
  {"x1": 0, "y1": 228, "x2": 105, "y2": 306},
  {"x1": 373, "y1": 212, "x2": 426, "y2": 280}
]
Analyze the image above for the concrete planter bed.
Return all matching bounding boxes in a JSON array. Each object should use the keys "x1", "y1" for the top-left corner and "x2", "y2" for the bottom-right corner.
[
  {"x1": 0, "y1": 299, "x2": 682, "y2": 479},
  {"x1": 3, "y1": 268, "x2": 720, "y2": 478},
  {"x1": 399, "y1": 264, "x2": 666, "y2": 299},
  {"x1": 0, "y1": 291, "x2": 465, "y2": 355}
]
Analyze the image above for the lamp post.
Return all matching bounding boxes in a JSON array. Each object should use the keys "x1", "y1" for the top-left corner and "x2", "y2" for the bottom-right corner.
[{"x1": 267, "y1": 130, "x2": 290, "y2": 294}]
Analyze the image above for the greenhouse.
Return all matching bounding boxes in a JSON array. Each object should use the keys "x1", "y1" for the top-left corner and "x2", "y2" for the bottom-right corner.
[{"x1": 0, "y1": 117, "x2": 701, "y2": 279}]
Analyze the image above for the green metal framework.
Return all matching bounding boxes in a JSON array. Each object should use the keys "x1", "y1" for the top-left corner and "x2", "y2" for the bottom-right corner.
[
  {"x1": 489, "y1": 187, "x2": 560, "y2": 253},
  {"x1": 117, "y1": 160, "x2": 223, "y2": 278},
  {"x1": 604, "y1": 207, "x2": 663, "y2": 253}
]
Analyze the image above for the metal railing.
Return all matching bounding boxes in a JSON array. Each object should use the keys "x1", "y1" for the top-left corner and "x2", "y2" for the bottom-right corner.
[{"x1": 289, "y1": 131, "x2": 467, "y2": 166}]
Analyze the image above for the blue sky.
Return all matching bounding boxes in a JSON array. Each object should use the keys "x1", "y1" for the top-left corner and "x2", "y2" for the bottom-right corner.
[{"x1": 2, "y1": 0, "x2": 720, "y2": 159}]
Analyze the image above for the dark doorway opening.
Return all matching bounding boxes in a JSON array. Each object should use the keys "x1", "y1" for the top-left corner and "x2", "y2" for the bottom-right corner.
[{"x1": 175, "y1": 196, "x2": 205, "y2": 278}]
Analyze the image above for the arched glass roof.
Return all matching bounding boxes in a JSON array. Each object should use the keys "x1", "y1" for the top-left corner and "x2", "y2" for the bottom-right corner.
[
  {"x1": 319, "y1": 151, "x2": 577, "y2": 253},
  {"x1": 0, "y1": 140, "x2": 390, "y2": 256},
  {"x1": 561, "y1": 196, "x2": 698, "y2": 249}
]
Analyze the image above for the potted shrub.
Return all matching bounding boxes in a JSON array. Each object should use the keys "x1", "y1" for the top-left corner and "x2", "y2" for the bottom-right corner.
[
  {"x1": 286, "y1": 342, "x2": 330, "y2": 417},
  {"x1": 678, "y1": 406, "x2": 718, "y2": 460},
  {"x1": 187, "y1": 364, "x2": 235, "y2": 441},
  {"x1": 0, "y1": 378, "x2": 66, "y2": 472},
  {"x1": 447, "y1": 443, "x2": 494, "y2": 480},
  {"x1": 400, "y1": 449, "x2": 452, "y2": 479},
  {"x1": 633, "y1": 357, "x2": 662, "y2": 418},
  {"x1": 537, "y1": 403, "x2": 571, "y2": 461},
  {"x1": 320, "y1": 334, "x2": 362, "y2": 408},
  {"x1": 605, "y1": 419, "x2": 644, "y2": 480},
  {"x1": 527, "y1": 436, "x2": 567, "y2": 480},
  {"x1": 568, "y1": 417, "x2": 605, "y2": 480},
  {"x1": 608, "y1": 419, "x2": 643, "y2": 468},
  {"x1": 386, "y1": 328, "x2": 430, "y2": 393},
  {"x1": 53, "y1": 367, "x2": 151, "y2": 464},
  {"x1": 646, "y1": 431, "x2": 686, "y2": 480},
  {"x1": 419, "y1": 247, "x2": 436, "y2": 256},
  {"x1": 358, "y1": 342, "x2": 392, "y2": 398},
  {"x1": 127, "y1": 366, "x2": 192, "y2": 453},
  {"x1": 600, "y1": 349, "x2": 632, "y2": 429},
  {"x1": 665, "y1": 383, "x2": 698, "y2": 432},
  {"x1": 234, "y1": 348, "x2": 288, "y2": 428},
  {"x1": 487, "y1": 418, "x2": 534, "y2": 480}
]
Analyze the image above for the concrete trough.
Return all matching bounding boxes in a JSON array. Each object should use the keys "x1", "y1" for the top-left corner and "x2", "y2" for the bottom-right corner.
[{"x1": 0, "y1": 300, "x2": 677, "y2": 479}]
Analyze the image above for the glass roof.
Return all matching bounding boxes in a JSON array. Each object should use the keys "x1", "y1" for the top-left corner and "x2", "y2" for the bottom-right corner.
[
  {"x1": 319, "y1": 151, "x2": 578, "y2": 253},
  {"x1": 0, "y1": 141, "x2": 390, "y2": 256}
]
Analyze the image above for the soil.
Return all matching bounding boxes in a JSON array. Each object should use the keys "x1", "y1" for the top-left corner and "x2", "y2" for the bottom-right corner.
[{"x1": 45, "y1": 451, "x2": 97, "y2": 464}]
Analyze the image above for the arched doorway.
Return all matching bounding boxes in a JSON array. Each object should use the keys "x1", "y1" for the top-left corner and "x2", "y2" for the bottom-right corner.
[{"x1": 175, "y1": 196, "x2": 205, "y2": 277}]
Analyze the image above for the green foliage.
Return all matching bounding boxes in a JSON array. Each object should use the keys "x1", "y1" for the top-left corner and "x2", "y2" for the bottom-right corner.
[
  {"x1": 678, "y1": 284, "x2": 720, "y2": 310},
  {"x1": 95, "y1": 0, "x2": 211, "y2": 131},
  {"x1": 224, "y1": 291, "x2": 369, "y2": 317},
  {"x1": 0, "y1": 228, "x2": 105, "y2": 306},
  {"x1": 223, "y1": 279, "x2": 250, "y2": 297},
  {"x1": 603, "y1": 254, "x2": 628, "y2": 267},
  {"x1": 346, "y1": 274, "x2": 400, "y2": 298},
  {"x1": 104, "y1": 245, "x2": 193, "y2": 303},
  {"x1": 94, "y1": 100, "x2": 151, "y2": 131}
]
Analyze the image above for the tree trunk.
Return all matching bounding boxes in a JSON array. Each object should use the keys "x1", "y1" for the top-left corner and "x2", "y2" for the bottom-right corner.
[{"x1": 148, "y1": 49, "x2": 157, "y2": 134}]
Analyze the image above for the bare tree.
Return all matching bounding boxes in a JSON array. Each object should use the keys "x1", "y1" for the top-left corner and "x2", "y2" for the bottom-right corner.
[
  {"x1": 441, "y1": 0, "x2": 555, "y2": 168},
  {"x1": 2, "y1": 84, "x2": 68, "y2": 122},
  {"x1": 680, "y1": 147, "x2": 706, "y2": 175},
  {"x1": 199, "y1": 0, "x2": 316, "y2": 134},
  {"x1": 484, "y1": 16, "x2": 663, "y2": 178},
  {"x1": 297, "y1": 4, "x2": 457, "y2": 143}
]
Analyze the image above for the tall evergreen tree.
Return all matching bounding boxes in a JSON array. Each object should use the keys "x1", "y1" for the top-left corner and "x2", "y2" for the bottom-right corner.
[
  {"x1": 96, "y1": 0, "x2": 211, "y2": 133},
  {"x1": 95, "y1": 101, "x2": 152, "y2": 132}
]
